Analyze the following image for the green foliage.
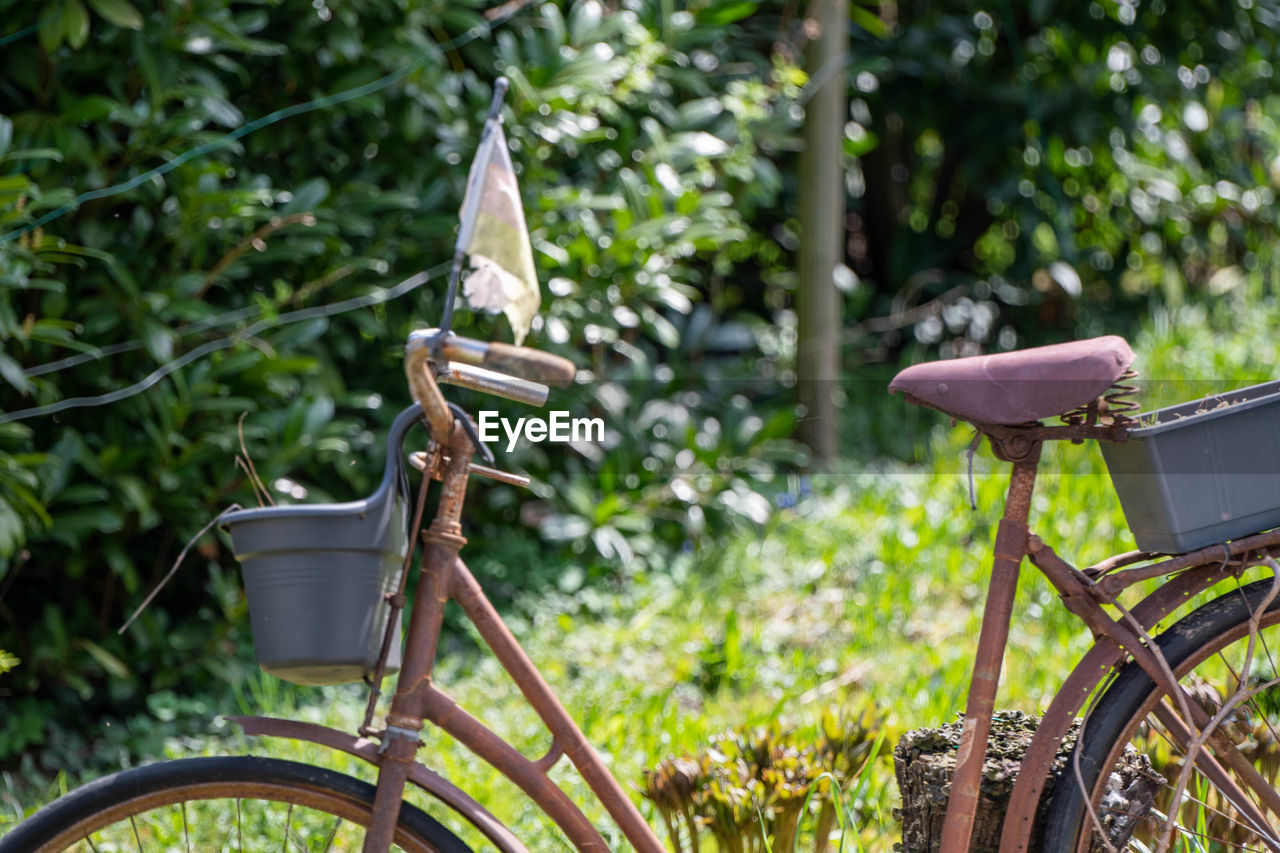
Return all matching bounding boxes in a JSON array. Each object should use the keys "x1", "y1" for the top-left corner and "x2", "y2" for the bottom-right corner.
[
  {"x1": 0, "y1": 0, "x2": 807, "y2": 772},
  {"x1": 844, "y1": 0, "x2": 1280, "y2": 356}
]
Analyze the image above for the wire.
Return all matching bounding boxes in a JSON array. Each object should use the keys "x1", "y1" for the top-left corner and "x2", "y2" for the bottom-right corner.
[
  {"x1": 0, "y1": 24, "x2": 37, "y2": 49},
  {"x1": 0, "y1": 264, "x2": 444, "y2": 425},
  {"x1": 26, "y1": 304, "x2": 261, "y2": 377},
  {"x1": 0, "y1": 11, "x2": 520, "y2": 245}
]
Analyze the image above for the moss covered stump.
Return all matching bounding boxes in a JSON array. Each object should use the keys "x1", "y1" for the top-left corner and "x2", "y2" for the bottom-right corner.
[{"x1": 894, "y1": 711, "x2": 1160, "y2": 852}]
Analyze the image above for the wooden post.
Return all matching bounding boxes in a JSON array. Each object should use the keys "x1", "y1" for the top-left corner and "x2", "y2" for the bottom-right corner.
[{"x1": 797, "y1": 0, "x2": 847, "y2": 466}]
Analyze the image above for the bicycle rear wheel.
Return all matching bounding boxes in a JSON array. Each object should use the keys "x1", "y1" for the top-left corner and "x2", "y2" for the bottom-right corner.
[
  {"x1": 1, "y1": 756, "x2": 473, "y2": 853},
  {"x1": 1043, "y1": 577, "x2": 1280, "y2": 851}
]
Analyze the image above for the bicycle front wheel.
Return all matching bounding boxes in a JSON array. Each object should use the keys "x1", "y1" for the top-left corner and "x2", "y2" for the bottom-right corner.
[
  {"x1": 1, "y1": 756, "x2": 473, "y2": 853},
  {"x1": 1044, "y1": 578, "x2": 1280, "y2": 851}
]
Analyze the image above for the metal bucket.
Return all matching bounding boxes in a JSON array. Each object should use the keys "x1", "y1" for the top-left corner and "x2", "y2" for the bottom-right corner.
[{"x1": 222, "y1": 406, "x2": 422, "y2": 685}]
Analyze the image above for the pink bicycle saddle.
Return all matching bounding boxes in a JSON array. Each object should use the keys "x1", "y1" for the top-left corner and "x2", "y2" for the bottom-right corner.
[{"x1": 888, "y1": 336, "x2": 1135, "y2": 425}]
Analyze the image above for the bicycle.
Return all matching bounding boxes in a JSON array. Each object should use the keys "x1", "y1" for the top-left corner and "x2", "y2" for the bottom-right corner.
[{"x1": 9, "y1": 327, "x2": 1280, "y2": 853}]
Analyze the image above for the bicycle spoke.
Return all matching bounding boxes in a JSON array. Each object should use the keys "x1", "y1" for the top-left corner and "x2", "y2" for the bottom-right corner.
[
  {"x1": 129, "y1": 815, "x2": 143, "y2": 853},
  {"x1": 1148, "y1": 805, "x2": 1269, "y2": 853},
  {"x1": 1152, "y1": 700, "x2": 1280, "y2": 844},
  {"x1": 320, "y1": 815, "x2": 343, "y2": 853},
  {"x1": 281, "y1": 802, "x2": 293, "y2": 853},
  {"x1": 1140, "y1": 707, "x2": 1280, "y2": 848},
  {"x1": 4, "y1": 756, "x2": 460, "y2": 852},
  {"x1": 1147, "y1": 721, "x2": 1264, "y2": 829},
  {"x1": 1216, "y1": 651, "x2": 1280, "y2": 777}
]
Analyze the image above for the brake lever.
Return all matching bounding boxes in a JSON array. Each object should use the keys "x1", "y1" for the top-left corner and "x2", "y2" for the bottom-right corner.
[{"x1": 447, "y1": 402, "x2": 496, "y2": 465}]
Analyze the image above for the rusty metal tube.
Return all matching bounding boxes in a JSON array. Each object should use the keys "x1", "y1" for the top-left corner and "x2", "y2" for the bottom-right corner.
[
  {"x1": 419, "y1": 688, "x2": 610, "y2": 851},
  {"x1": 940, "y1": 453, "x2": 1039, "y2": 853},
  {"x1": 365, "y1": 426, "x2": 473, "y2": 853},
  {"x1": 404, "y1": 340, "x2": 454, "y2": 442},
  {"x1": 449, "y1": 557, "x2": 667, "y2": 853}
]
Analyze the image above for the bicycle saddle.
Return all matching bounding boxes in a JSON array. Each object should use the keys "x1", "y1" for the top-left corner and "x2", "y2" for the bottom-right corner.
[{"x1": 889, "y1": 335, "x2": 1135, "y2": 425}]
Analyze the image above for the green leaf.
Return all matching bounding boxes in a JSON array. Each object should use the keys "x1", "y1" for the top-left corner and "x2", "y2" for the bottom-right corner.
[
  {"x1": 64, "y1": 0, "x2": 90, "y2": 48},
  {"x1": 1, "y1": 148, "x2": 65, "y2": 163},
  {"x1": 78, "y1": 639, "x2": 130, "y2": 679},
  {"x1": 0, "y1": 175, "x2": 31, "y2": 205},
  {"x1": 38, "y1": 1, "x2": 64, "y2": 52},
  {"x1": 0, "y1": 353, "x2": 33, "y2": 395},
  {"x1": 696, "y1": 1, "x2": 757, "y2": 26},
  {"x1": 86, "y1": 0, "x2": 143, "y2": 30},
  {"x1": 0, "y1": 116, "x2": 11, "y2": 157},
  {"x1": 283, "y1": 177, "x2": 329, "y2": 214},
  {"x1": 140, "y1": 319, "x2": 175, "y2": 362}
]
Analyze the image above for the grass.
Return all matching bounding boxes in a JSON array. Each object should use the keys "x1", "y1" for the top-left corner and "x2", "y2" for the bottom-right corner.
[{"x1": 10, "y1": 288, "x2": 1280, "y2": 849}]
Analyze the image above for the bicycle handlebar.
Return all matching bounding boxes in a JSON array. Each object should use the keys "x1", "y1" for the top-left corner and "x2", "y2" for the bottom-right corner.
[
  {"x1": 436, "y1": 335, "x2": 576, "y2": 388},
  {"x1": 435, "y1": 361, "x2": 549, "y2": 407},
  {"x1": 404, "y1": 329, "x2": 574, "y2": 445}
]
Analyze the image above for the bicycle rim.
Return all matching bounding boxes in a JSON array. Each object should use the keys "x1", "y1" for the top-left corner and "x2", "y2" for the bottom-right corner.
[
  {"x1": 1044, "y1": 577, "x2": 1280, "y2": 852},
  {"x1": 1, "y1": 756, "x2": 473, "y2": 853}
]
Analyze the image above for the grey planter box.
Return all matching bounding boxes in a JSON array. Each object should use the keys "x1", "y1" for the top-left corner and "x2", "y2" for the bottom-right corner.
[
  {"x1": 222, "y1": 406, "x2": 421, "y2": 685},
  {"x1": 1101, "y1": 381, "x2": 1280, "y2": 554}
]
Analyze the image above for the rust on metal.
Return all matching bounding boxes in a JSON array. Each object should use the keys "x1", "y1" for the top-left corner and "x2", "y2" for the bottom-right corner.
[
  {"x1": 939, "y1": 452, "x2": 1039, "y2": 853},
  {"x1": 1081, "y1": 548, "x2": 1152, "y2": 578},
  {"x1": 1028, "y1": 539, "x2": 1280, "y2": 836},
  {"x1": 1093, "y1": 527, "x2": 1280, "y2": 598},
  {"x1": 362, "y1": 453, "x2": 435, "y2": 736},
  {"x1": 1149, "y1": 702, "x2": 1280, "y2": 848},
  {"x1": 998, "y1": 557, "x2": 1278, "y2": 852},
  {"x1": 228, "y1": 716, "x2": 530, "y2": 853},
  {"x1": 535, "y1": 739, "x2": 565, "y2": 774},
  {"x1": 363, "y1": 424, "x2": 476, "y2": 853},
  {"x1": 467, "y1": 462, "x2": 532, "y2": 488},
  {"x1": 404, "y1": 342, "x2": 454, "y2": 442},
  {"x1": 1060, "y1": 369, "x2": 1142, "y2": 428},
  {"x1": 417, "y1": 687, "x2": 611, "y2": 851},
  {"x1": 436, "y1": 361, "x2": 551, "y2": 407},
  {"x1": 448, "y1": 555, "x2": 667, "y2": 853}
]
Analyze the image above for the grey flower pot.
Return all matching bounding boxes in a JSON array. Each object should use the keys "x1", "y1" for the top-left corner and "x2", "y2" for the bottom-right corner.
[{"x1": 222, "y1": 405, "x2": 422, "y2": 685}]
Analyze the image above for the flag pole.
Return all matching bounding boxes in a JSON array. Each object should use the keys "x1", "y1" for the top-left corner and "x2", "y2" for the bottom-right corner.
[{"x1": 438, "y1": 76, "x2": 510, "y2": 340}]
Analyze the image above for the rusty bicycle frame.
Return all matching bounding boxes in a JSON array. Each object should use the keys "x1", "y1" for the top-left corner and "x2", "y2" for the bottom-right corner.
[
  {"x1": 233, "y1": 329, "x2": 666, "y2": 853},
  {"x1": 228, "y1": 330, "x2": 1280, "y2": 853}
]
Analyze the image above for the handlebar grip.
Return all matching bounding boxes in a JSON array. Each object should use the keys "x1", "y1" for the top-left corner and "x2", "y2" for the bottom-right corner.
[{"x1": 478, "y1": 342, "x2": 576, "y2": 388}]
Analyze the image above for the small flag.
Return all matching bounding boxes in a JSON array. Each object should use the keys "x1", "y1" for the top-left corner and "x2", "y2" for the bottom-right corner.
[{"x1": 457, "y1": 120, "x2": 540, "y2": 344}]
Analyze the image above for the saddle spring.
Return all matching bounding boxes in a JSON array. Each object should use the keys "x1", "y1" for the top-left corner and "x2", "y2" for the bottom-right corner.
[{"x1": 1060, "y1": 368, "x2": 1141, "y2": 427}]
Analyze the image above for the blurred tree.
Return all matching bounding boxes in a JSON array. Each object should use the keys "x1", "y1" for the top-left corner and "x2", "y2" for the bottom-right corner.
[
  {"x1": 844, "y1": 0, "x2": 1280, "y2": 358},
  {"x1": 796, "y1": 0, "x2": 848, "y2": 465}
]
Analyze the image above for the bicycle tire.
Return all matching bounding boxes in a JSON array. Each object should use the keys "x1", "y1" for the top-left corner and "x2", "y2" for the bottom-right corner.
[
  {"x1": 1043, "y1": 577, "x2": 1280, "y2": 851},
  {"x1": 0, "y1": 755, "x2": 474, "y2": 853}
]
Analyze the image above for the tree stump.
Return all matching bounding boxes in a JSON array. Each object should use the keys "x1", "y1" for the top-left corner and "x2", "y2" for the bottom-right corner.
[{"x1": 894, "y1": 711, "x2": 1161, "y2": 852}]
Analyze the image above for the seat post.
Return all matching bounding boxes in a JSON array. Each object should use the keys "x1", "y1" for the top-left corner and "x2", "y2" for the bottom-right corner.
[{"x1": 939, "y1": 440, "x2": 1040, "y2": 852}]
